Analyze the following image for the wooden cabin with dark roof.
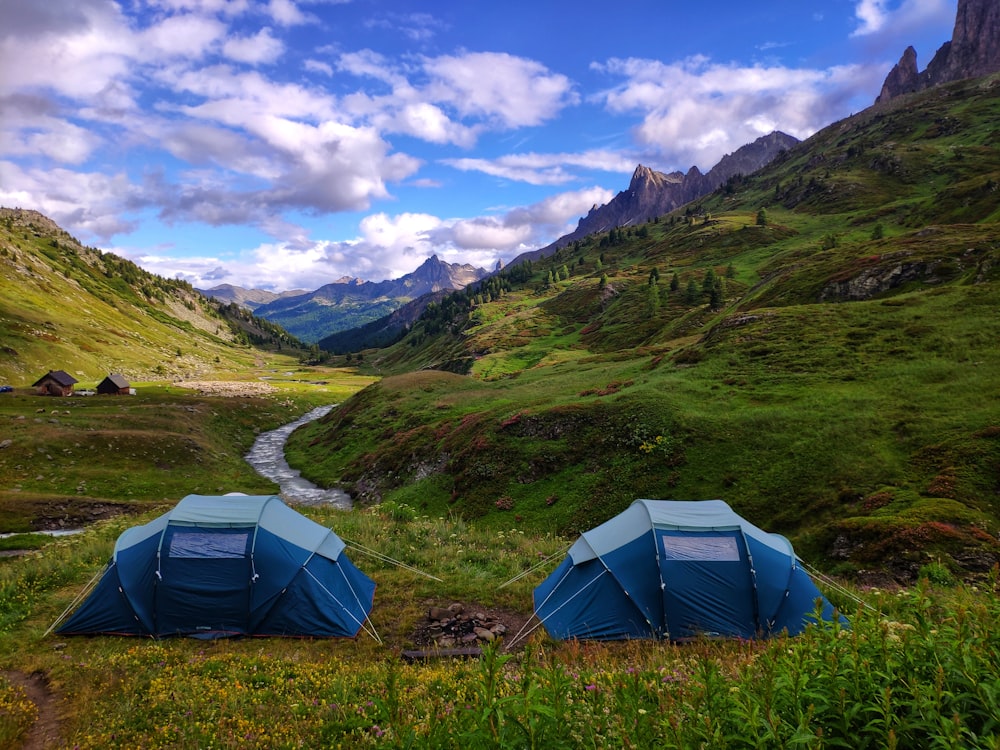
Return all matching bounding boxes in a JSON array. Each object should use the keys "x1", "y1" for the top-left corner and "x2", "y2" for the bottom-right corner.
[
  {"x1": 32, "y1": 370, "x2": 78, "y2": 396},
  {"x1": 97, "y1": 373, "x2": 131, "y2": 395}
]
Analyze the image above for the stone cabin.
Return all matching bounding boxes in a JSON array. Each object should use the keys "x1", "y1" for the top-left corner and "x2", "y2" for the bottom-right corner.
[
  {"x1": 32, "y1": 369, "x2": 78, "y2": 396},
  {"x1": 97, "y1": 373, "x2": 131, "y2": 395}
]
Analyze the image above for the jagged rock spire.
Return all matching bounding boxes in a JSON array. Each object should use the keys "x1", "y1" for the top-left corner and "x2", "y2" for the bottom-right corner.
[{"x1": 876, "y1": 0, "x2": 1000, "y2": 103}]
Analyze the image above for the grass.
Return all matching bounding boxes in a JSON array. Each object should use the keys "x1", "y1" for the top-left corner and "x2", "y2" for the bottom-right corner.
[
  {"x1": 1, "y1": 498, "x2": 998, "y2": 748},
  {"x1": 0, "y1": 367, "x2": 376, "y2": 534},
  {"x1": 284, "y1": 279, "x2": 1000, "y2": 574}
]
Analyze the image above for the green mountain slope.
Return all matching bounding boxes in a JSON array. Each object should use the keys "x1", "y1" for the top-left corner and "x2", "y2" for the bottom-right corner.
[
  {"x1": 286, "y1": 74, "x2": 1000, "y2": 581},
  {"x1": 0, "y1": 208, "x2": 304, "y2": 385}
]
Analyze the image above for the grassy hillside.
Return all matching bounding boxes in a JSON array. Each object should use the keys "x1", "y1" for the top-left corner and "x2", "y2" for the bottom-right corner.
[
  {"x1": 288, "y1": 74, "x2": 1000, "y2": 582},
  {"x1": 0, "y1": 208, "x2": 303, "y2": 386}
]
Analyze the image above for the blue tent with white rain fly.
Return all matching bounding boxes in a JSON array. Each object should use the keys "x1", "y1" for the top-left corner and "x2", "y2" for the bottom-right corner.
[
  {"x1": 533, "y1": 499, "x2": 843, "y2": 641},
  {"x1": 56, "y1": 494, "x2": 377, "y2": 639}
]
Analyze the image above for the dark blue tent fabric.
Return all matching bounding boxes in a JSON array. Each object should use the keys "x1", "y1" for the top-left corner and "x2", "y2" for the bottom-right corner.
[
  {"x1": 57, "y1": 494, "x2": 375, "y2": 639},
  {"x1": 534, "y1": 499, "x2": 844, "y2": 641}
]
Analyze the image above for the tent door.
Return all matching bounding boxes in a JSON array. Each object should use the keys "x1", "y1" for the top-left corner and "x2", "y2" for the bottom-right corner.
[
  {"x1": 656, "y1": 529, "x2": 757, "y2": 640},
  {"x1": 155, "y1": 527, "x2": 253, "y2": 636}
]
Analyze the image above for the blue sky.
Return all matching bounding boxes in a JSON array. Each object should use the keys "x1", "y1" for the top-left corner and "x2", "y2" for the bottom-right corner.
[{"x1": 1, "y1": 0, "x2": 957, "y2": 290}]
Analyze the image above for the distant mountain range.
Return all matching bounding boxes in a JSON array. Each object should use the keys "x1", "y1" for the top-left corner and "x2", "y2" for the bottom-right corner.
[
  {"x1": 195, "y1": 284, "x2": 309, "y2": 311},
  {"x1": 302, "y1": 130, "x2": 799, "y2": 352},
  {"x1": 198, "y1": 255, "x2": 491, "y2": 343},
  {"x1": 210, "y1": 130, "x2": 799, "y2": 350}
]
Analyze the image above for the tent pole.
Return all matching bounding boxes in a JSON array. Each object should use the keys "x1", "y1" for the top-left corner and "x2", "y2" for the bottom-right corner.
[
  {"x1": 505, "y1": 567, "x2": 609, "y2": 651},
  {"x1": 799, "y1": 560, "x2": 880, "y2": 614},
  {"x1": 342, "y1": 539, "x2": 442, "y2": 581},
  {"x1": 302, "y1": 566, "x2": 382, "y2": 643},
  {"x1": 44, "y1": 565, "x2": 106, "y2": 637},
  {"x1": 497, "y1": 543, "x2": 571, "y2": 589}
]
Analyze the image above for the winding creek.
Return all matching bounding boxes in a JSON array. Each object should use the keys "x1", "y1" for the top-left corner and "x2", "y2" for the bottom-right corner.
[
  {"x1": 1, "y1": 407, "x2": 349, "y2": 553},
  {"x1": 244, "y1": 404, "x2": 352, "y2": 509}
]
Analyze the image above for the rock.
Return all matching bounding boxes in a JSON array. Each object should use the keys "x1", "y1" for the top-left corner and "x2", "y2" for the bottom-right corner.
[
  {"x1": 427, "y1": 606, "x2": 452, "y2": 621},
  {"x1": 876, "y1": 46, "x2": 921, "y2": 103},
  {"x1": 474, "y1": 627, "x2": 495, "y2": 642},
  {"x1": 876, "y1": 0, "x2": 1000, "y2": 104},
  {"x1": 0, "y1": 439, "x2": 11, "y2": 449}
]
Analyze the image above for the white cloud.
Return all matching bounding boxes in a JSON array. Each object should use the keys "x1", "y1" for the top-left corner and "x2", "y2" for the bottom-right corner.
[
  {"x1": 424, "y1": 52, "x2": 578, "y2": 129},
  {"x1": 442, "y1": 150, "x2": 636, "y2": 186},
  {"x1": 140, "y1": 14, "x2": 227, "y2": 60},
  {"x1": 0, "y1": 2, "x2": 133, "y2": 100},
  {"x1": 851, "y1": 0, "x2": 954, "y2": 40},
  {"x1": 265, "y1": 0, "x2": 312, "y2": 27},
  {"x1": 119, "y1": 182, "x2": 618, "y2": 290},
  {"x1": 385, "y1": 102, "x2": 479, "y2": 147},
  {"x1": 851, "y1": 0, "x2": 956, "y2": 62},
  {"x1": 593, "y1": 56, "x2": 881, "y2": 170},
  {"x1": 148, "y1": 0, "x2": 250, "y2": 15},
  {"x1": 0, "y1": 161, "x2": 142, "y2": 239},
  {"x1": 363, "y1": 12, "x2": 449, "y2": 43},
  {"x1": 304, "y1": 59, "x2": 333, "y2": 76},
  {"x1": 853, "y1": 0, "x2": 892, "y2": 35},
  {"x1": 223, "y1": 27, "x2": 285, "y2": 64},
  {"x1": 431, "y1": 186, "x2": 615, "y2": 255}
]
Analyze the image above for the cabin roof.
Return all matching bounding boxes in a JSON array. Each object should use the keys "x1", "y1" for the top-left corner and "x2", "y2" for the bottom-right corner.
[{"x1": 32, "y1": 370, "x2": 78, "y2": 387}]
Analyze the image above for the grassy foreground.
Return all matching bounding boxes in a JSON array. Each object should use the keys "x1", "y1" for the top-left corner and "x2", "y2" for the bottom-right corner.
[{"x1": 1, "y1": 501, "x2": 998, "y2": 749}]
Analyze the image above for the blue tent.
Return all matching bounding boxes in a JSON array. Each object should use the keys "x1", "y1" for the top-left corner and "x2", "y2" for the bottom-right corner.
[
  {"x1": 57, "y1": 494, "x2": 376, "y2": 639},
  {"x1": 533, "y1": 499, "x2": 842, "y2": 641}
]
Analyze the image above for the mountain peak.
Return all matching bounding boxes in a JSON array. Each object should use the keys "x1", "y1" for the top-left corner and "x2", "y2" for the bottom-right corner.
[
  {"x1": 876, "y1": 0, "x2": 1000, "y2": 103},
  {"x1": 505, "y1": 131, "x2": 798, "y2": 267}
]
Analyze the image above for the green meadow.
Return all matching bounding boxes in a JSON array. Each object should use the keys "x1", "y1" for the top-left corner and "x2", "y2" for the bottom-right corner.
[{"x1": 1, "y1": 492, "x2": 998, "y2": 748}]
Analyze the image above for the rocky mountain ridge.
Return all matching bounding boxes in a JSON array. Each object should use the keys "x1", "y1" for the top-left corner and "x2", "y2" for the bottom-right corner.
[
  {"x1": 240, "y1": 254, "x2": 490, "y2": 343},
  {"x1": 196, "y1": 284, "x2": 309, "y2": 311},
  {"x1": 876, "y1": 0, "x2": 1000, "y2": 103},
  {"x1": 510, "y1": 131, "x2": 799, "y2": 267}
]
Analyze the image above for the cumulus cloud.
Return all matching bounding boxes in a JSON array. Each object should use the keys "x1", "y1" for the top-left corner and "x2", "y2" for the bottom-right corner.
[
  {"x1": 423, "y1": 52, "x2": 578, "y2": 128},
  {"x1": 3, "y1": 0, "x2": 951, "y2": 291},
  {"x1": 335, "y1": 49, "x2": 576, "y2": 146},
  {"x1": 428, "y1": 186, "x2": 615, "y2": 256},
  {"x1": 0, "y1": 161, "x2": 144, "y2": 239},
  {"x1": 851, "y1": 0, "x2": 952, "y2": 38},
  {"x1": 592, "y1": 56, "x2": 882, "y2": 170},
  {"x1": 265, "y1": 0, "x2": 313, "y2": 27},
  {"x1": 853, "y1": 0, "x2": 892, "y2": 35},
  {"x1": 113, "y1": 182, "x2": 616, "y2": 290},
  {"x1": 222, "y1": 27, "x2": 285, "y2": 64}
]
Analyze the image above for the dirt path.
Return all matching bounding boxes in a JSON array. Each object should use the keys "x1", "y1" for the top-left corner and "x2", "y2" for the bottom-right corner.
[{"x1": 2, "y1": 670, "x2": 60, "y2": 749}]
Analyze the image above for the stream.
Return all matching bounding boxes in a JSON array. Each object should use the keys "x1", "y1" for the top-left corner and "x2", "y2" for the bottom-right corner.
[{"x1": 244, "y1": 405, "x2": 353, "y2": 509}]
